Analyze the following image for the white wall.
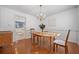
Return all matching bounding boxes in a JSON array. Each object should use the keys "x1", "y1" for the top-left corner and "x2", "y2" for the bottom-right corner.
[
  {"x1": 77, "y1": 6, "x2": 79, "y2": 45},
  {"x1": 0, "y1": 7, "x2": 40, "y2": 41},
  {"x1": 44, "y1": 7, "x2": 78, "y2": 43}
]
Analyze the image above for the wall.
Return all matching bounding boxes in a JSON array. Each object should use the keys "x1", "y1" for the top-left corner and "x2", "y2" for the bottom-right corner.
[
  {"x1": 44, "y1": 7, "x2": 78, "y2": 43},
  {"x1": 0, "y1": 7, "x2": 40, "y2": 41},
  {"x1": 77, "y1": 6, "x2": 79, "y2": 45}
]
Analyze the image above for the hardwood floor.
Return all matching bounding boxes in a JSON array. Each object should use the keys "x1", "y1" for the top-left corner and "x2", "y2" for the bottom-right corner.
[{"x1": 0, "y1": 38, "x2": 79, "y2": 54}]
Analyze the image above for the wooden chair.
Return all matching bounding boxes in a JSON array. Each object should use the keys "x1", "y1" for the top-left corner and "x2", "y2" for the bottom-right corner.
[
  {"x1": 30, "y1": 28, "x2": 35, "y2": 43},
  {"x1": 53, "y1": 29, "x2": 70, "y2": 54}
]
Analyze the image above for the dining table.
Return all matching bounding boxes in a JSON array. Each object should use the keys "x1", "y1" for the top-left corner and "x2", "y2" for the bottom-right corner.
[{"x1": 32, "y1": 31, "x2": 59, "y2": 53}]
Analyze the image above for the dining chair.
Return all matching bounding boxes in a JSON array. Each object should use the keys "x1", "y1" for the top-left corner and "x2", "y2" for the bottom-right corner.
[
  {"x1": 53, "y1": 29, "x2": 70, "y2": 54},
  {"x1": 30, "y1": 28, "x2": 35, "y2": 43}
]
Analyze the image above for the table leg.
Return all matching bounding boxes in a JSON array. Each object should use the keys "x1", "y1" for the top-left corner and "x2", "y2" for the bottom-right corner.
[
  {"x1": 37, "y1": 36, "x2": 39, "y2": 44},
  {"x1": 31, "y1": 33, "x2": 33, "y2": 43},
  {"x1": 40, "y1": 37, "x2": 42, "y2": 47},
  {"x1": 43, "y1": 36, "x2": 45, "y2": 48},
  {"x1": 33, "y1": 35, "x2": 35, "y2": 44},
  {"x1": 50, "y1": 37, "x2": 52, "y2": 53},
  {"x1": 40, "y1": 37, "x2": 41, "y2": 47}
]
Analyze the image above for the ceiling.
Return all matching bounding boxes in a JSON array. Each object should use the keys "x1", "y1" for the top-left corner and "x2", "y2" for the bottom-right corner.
[{"x1": 0, "y1": 5, "x2": 77, "y2": 17}]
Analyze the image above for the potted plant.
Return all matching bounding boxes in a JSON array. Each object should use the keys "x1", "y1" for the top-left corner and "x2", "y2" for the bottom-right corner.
[{"x1": 39, "y1": 23, "x2": 45, "y2": 32}]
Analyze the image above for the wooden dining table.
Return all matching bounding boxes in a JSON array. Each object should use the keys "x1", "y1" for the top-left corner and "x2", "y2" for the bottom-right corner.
[{"x1": 32, "y1": 32, "x2": 59, "y2": 53}]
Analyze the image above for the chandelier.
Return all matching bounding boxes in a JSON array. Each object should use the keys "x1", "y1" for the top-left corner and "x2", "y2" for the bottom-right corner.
[{"x1": 38, "y1": 5, "x2": 46, "y2": 21}]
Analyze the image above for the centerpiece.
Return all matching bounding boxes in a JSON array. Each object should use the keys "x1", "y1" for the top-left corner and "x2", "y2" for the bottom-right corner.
[{"x1": 39, "y1": 23, "x2": 45, "y2": 32}]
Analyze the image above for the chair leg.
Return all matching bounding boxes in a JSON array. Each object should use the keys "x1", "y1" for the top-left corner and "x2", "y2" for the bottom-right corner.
[
  {"x1": 56, "y1": 44, "x2": 58, "y2": 53},
  {"x1": 53, "y1": 43, "x2": 55, "y2": 53},
  {"x1": 65, "y1": 46, "x2": 68, "y2": 54}
]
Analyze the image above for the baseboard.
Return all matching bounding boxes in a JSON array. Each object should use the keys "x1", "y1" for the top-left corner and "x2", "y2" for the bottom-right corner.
[{"x1": 68, "y1": 40, "x2": 77, "y2": 44}]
